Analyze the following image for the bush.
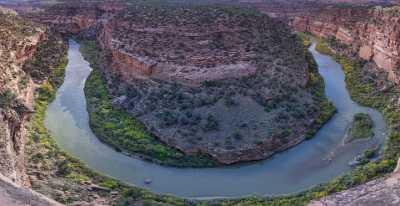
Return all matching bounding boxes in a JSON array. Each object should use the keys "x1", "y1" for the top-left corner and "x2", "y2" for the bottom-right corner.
[
  {"x1": 0, "y1": 89, "x2": 16, "y2": 109},
  {"x1": 203, "y1": 114, "x2": 219, "y2": 131}
]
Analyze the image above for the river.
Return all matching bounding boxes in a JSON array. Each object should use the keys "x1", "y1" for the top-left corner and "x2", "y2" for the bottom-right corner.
[{"x1": 44, "y1": 39, "x2": 387, "y2": 198}]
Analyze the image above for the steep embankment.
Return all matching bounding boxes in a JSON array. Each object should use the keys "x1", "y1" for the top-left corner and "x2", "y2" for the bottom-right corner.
[{"x1": 0, "y1": 6, "x2": 45, "y2": 187}]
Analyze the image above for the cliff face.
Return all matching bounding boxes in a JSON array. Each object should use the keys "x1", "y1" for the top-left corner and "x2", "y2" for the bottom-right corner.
[
  {"x1": 291, "y1": 6, "x2": 400, "y2": 84},
  {"x1": 0, "y1": 7, "x2": 68, "y2": 206},
  {"x1": 0, "y1": 9, "x2": 46, "y2": 186}
]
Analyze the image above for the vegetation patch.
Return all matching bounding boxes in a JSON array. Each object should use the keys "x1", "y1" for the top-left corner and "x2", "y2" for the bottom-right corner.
[
  {"x1": 315, "y1": 39, "x2": 334, "y2": 56},
  {"x1": 0, "y1": 89, "x2": 16, "y2": 109},
  {"x1": 348, "y1": 113, "x2": 374, "y2": 141}
]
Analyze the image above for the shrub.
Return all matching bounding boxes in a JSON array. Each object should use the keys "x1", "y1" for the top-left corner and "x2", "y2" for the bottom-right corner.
[
  {"x1": 203, "y1": 114, "x2": 219, "y2": 131},
  {"x1": 0, "y1": 89, "x2": 16, "y2": 109}
]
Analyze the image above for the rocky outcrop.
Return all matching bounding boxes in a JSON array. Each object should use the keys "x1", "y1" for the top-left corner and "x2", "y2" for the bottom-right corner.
[
  {"x1": 0, "y1": 174, "x2": 63, "y2": 206},
  {"x1": 98, "y1": 17, "x2": 265, "y2": 86},
  {"x1": 290, "y1": 6, "x2": 400, "y2": 85}
]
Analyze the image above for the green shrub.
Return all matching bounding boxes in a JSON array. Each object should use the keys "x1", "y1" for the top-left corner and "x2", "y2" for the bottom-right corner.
[
  {"x1": 204, "y1": 114, "x2": 219, "y2": 131},
  {"x1": 349, "y1": 113, "x2": 374, "y2": 140},
  {"x1": 0, "y1": 89, "x2": 16, "y2": 109}
]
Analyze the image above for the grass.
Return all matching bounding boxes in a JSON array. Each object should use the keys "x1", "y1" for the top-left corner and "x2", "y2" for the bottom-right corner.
[
  {"x1": 349, "y1": 113, "x2": 374, "y2": 140},
  {"x1": 81, "y1": 40, "x2": 218, "y2": 167}
]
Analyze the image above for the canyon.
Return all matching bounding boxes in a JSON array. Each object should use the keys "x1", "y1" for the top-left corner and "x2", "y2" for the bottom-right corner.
[{"x1": 0, "y1": 0, "x2": 400, "y2": 205}]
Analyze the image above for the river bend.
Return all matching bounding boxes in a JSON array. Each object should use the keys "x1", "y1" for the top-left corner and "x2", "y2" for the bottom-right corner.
[{"x1": 44, "y1": 40, "x2": 387, "y2": 198}]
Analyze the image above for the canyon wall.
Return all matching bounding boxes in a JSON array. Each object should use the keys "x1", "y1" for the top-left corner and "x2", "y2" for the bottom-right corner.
[
  {"x1": 0, "y1": 7, "x2": 65, "y2": 206},
  {"x1": 0, "y1": 10, "x2": 46, "y2": 186},
  {"x1": 290, "y1": 6, "x2": 400, "y2": 84},
  {"x1": 97, "y1": 20, "x2": 259, "y2": 86}
]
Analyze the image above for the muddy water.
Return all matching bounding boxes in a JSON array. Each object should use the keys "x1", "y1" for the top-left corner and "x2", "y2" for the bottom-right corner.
[{"x1": 44, "y1": 39, "x2": 387, "y2": 198}]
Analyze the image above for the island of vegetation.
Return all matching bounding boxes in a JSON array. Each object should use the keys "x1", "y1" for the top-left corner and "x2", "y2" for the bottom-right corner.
[{"x1": 348, "y1": 113, "x2": 374, "y2": 142}]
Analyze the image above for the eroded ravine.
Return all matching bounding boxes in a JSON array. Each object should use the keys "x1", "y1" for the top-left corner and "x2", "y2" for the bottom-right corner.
[{"x1": 44, "y1": 39, "x2": 387, "y2": 198}]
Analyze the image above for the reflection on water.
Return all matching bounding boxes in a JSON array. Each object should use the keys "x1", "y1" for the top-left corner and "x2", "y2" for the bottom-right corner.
[{"x1": 44, "y1": 40, "x2": 387, "y2": 198}]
